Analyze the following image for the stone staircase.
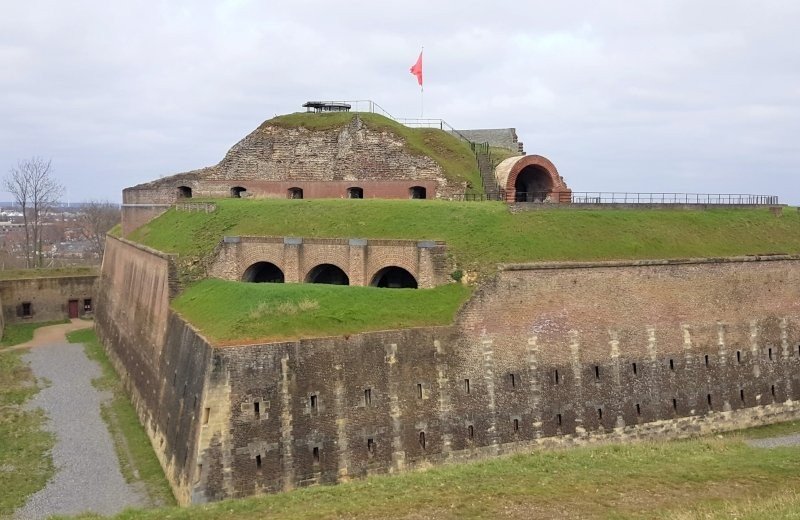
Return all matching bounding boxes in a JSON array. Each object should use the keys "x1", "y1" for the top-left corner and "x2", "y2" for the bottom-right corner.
[{"x1": 473, "y1": 144, "x2": 503, "y2": 201}]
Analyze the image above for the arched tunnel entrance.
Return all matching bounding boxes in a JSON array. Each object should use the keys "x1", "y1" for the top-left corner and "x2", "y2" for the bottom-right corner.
[
  {"x1": 370, "y1": 266, "x2": 418, "y2": 289},
  {"x1": 305, "y1": 264, "x2": 350, "y2": 285},
  {"x1": 514, "y1": 165, "x2": 554, "y2": 202},
  {"x1": 242, "y1": 262, "x2": 285, "y2": 283}
]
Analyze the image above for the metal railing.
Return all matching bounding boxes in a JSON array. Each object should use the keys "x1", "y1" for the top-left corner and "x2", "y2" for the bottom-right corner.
[
  {"x1": 513, "y1": 192, "x2": 779, "y2": 205},
  {"x1": 451, "y1": 193, "x2": 503, "y2": 202},
  {"x1": 175, "y1": 202, "x2": 217, "y2": 213}
]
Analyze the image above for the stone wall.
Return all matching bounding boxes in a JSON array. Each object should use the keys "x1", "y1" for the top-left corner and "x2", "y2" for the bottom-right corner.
[
  {"x1": 188, "y1": 255, "x2": 800, "y2": 501},
  {"x1": 0, "y1": 275, "x2": 98, "y2": 324},
  {"x1": 95, "y1": 236, "x2": 206, "y2": 503},
  {"x1": 208, "y1": 236, "x2": 448, "y2": 288},
  {"x1": 98, "y1": 244, "x2": 800, "y2": 504},
  {"x1": 122, "y1": 116, "x2": 462, "y2": 233}
]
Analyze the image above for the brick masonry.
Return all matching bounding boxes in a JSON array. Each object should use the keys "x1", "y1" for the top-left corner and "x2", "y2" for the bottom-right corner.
[
  {"x1": 95, "y1": 242, "x2": 800, "y2": 504},
  {"x1": 207, "y1": 236, "x2": 448, "y2": 288}
]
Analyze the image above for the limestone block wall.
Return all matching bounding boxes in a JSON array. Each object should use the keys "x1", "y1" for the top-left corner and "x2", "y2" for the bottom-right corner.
[
  {"x1": 207, "y1": 236, "x2": 448, "y2": 288},
  {"x1": 121, "y1": 116, "x2": 464, "y2": 234},
  {"x1": 187, "y1": 255, "x2": 800, "y2": 501},
  {"x1": 95, "y1": 236, "x2": 207, "y2": 504},
  {"x1": 0, "y1": 275, "x2": 98, "y2": 324},
  {"x1": 98, "y1": 244, "x2": 800, "y2": 504}
]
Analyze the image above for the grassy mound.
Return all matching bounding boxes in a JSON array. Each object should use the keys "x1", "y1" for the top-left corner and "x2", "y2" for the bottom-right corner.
[
  {"x1": 130, "y1": 199, "x2": 800, "y2": 274},
  {"x1": 172, "y1": 279, "x2": 472, "y2": 345},
  {"x1": 263, "y1": 112, "x2": 482, "y2": 191}
]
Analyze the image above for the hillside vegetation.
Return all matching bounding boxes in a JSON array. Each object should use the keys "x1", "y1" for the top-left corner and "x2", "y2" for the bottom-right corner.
[
  {"x1": 263, "y1": 112, "x2": 482, "y2": 192},
  {"x1": 130, "y1": 199, "x2": 800, "y2": 274},
  {"x1": 74, "y1": 421, "x2": 800, "y2": 519},
  {"x1": 173, "y1": 280, "x2": 472, "y2": 345}
]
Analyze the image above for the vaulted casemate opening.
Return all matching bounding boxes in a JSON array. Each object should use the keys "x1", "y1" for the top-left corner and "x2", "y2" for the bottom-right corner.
[
  {"x1": 370, "y1": 266, "x2": 418, "y2": 289},
  {"x1": 514, "y1": 165, "x2": 553, "y2": 202},
  {"x1": 242, "y1": 262, "x2": 285, "y2": 283},
  {"x1": 305, "y1": 264, "x2": 349, "y2": 285}
]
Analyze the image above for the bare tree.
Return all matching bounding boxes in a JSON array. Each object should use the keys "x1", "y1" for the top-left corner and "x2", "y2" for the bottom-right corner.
[
  {"x1": 78, "y1": 200, "x2": 120, "y2": 258},
  {"x1": 4, "y1": 157, "x2": 64, "y2": 268}
]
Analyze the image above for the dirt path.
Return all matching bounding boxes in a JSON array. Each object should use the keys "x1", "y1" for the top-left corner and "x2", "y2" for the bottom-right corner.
[
  {"x1": 13, "y1": 321, "x2": 149, "y2": 519},
  {"x1": 3, "y1": 318, "x2": 93, "y2": 352}
]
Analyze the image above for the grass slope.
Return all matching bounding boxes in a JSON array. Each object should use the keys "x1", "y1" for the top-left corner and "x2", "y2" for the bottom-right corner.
[
  {"x1": 173, "y1": 279, "x2": 472, "y2": 344},
  {"x1": 1, "y1": 320, "x2": 69, "y2": 348},
  {"x1": 0, "y1": 350, "x2": 54, "y2": 516},
  {"x1": 69, "y1": 421, "x2": 800, "y2": 520},
  {"x1": 0, "y1": 266, "x2": 97, "y2": 281},
  {"x1": 131, "y1": 199, "x2": 800, "y2": 274},
  {"x1": 263, "y1": 112, "x2": 482, "y2": 192},
  {"x1": 65, "y1": 328, "x2": 175, "y2": 506}
]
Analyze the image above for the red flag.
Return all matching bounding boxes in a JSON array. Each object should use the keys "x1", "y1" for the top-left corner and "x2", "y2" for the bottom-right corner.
[{"x1": 410, "y1": 51, "x2": 423, "y2": 87}]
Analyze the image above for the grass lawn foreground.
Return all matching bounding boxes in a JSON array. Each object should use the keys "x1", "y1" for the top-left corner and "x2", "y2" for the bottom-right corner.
[
  {"x1": 62, "y1": 421, "x2": 800, "y2": 520},
  {"x1": 0, "y1": 349, "x2": 54, "y2": 516}
]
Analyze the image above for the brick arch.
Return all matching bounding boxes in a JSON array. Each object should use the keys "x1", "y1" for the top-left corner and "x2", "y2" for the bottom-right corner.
[
  {"x1": 495, "y1": 155, "x2": 571, "y2": 203},
  {"x1": 366, "y1": 260, "x2": 419, "y2": 287},
  {"x1": 238, "y1": 247, "x2": 286, "y2": 281},
  {"x1": 302, "y1": 260, "x2": 350, "y2": 282},
  {"x1": 300, "y1": 248, "x2": 351, "y2": 281}
]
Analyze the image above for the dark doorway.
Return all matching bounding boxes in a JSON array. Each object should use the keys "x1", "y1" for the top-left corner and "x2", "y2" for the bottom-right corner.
[
  {"x1": 370, "y1": 266, "x2": 418, "y2": 288},
  {"x1": 177, "y1": 186, "x2": 193, "y2": 199},
  {"x1": 305, "y1": 264, "x2": 349, "y2": 285},
  {"x1": 514, "y1": 166, "x2": 553, "y2": 202},
  {"x1": 288, "y1": 187, "x2": 303, "y2": 199},
  {"x1": 242, "y1": 262, "x2": 285, "y2": 283},
  {"x1": 231, "y1": 186, "x2": 247, "y2": 198},
  {"x1": 347, "y1": 187, "x2": 363, "y2": 199},
  {"x1": 68, "y1": 299, "x2": 79, "y2": 319},
  {"x1": 409, "y1": 186, "x2": 427, "y2": 199}
]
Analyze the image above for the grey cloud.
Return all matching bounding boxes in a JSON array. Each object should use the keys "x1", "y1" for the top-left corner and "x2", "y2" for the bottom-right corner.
[{"x1": 0, "y1": 0, "x2": 798, "y2": 203}]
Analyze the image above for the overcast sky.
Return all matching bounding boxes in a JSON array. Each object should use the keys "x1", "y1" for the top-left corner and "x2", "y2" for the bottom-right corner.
[{"x1": 1, "y1": 1, "x2": 798, "y2": 204}]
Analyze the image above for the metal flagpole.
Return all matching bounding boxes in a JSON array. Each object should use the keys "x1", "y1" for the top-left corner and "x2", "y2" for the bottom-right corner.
[{"x1": 420, "y1": 46, "x2": 424, "y2": 118}]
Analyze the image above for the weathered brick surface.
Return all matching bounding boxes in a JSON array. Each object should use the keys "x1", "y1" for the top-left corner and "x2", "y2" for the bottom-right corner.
[
  {"x1": 207, "y1": 237, "x2": 448, "y2": 288},
  {"x1": 98, "y1": 245, "x2": 800, "y2": 504},
  {"x1": 0, "y1": 275, "x2": 97, "y2": 324}
]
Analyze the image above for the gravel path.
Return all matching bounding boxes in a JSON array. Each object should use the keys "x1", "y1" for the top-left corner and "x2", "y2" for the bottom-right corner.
[
  {"x1": 14, "y1": 332, "x2": 148, "y2": 519},
  {"x1": 746, "y1": 433, "x2": 800, "y2": 449}
]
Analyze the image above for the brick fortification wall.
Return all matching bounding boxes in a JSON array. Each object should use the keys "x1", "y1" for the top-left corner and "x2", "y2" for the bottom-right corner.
[
  {"x1": 122, "y1": 116, "x2": 459, "y2": 234},
  {"x1": 189, "y1": 255, "x2": 800, "y2": 501},
  {"x1": 97, "y1": 243, "x2": 800, "y2": 503},
  {"x1": 208, "y1": 236, "x2": 448, "y2": 288},
  {"x1": 0, "y1": 275, "x2": 98, "y2": 324}
]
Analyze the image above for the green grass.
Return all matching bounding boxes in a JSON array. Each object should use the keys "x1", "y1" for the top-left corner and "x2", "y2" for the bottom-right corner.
[
  {"x1": 62, "y1": 421, "x2": 800, "y2": 520},
  {"x1": 262, "y1": 112, "x2": 482, "y2": 191},
  {"x1": 0, "y1": 319, "x2": 69, "y2": 348},
  {"x1": 172, "y1": 279, "x2": 473, "y2": 344},
  {"x1": 130, "y1": 199, "x2": 800, "y2": 275},
  {"x1": 0, "y1": 266, "x2": 98, "y2": 281},
  {"x1": 65, "y1": 329, "x2": 175, "y2": 506},
  {"x1": 0, "y1": 350, "x2": 54, "y2": 516}
]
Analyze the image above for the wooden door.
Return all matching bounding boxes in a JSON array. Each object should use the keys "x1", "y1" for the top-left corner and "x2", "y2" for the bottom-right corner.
[{"x1": 68, "y1": 299, "x2": 79, "y2": 319}]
